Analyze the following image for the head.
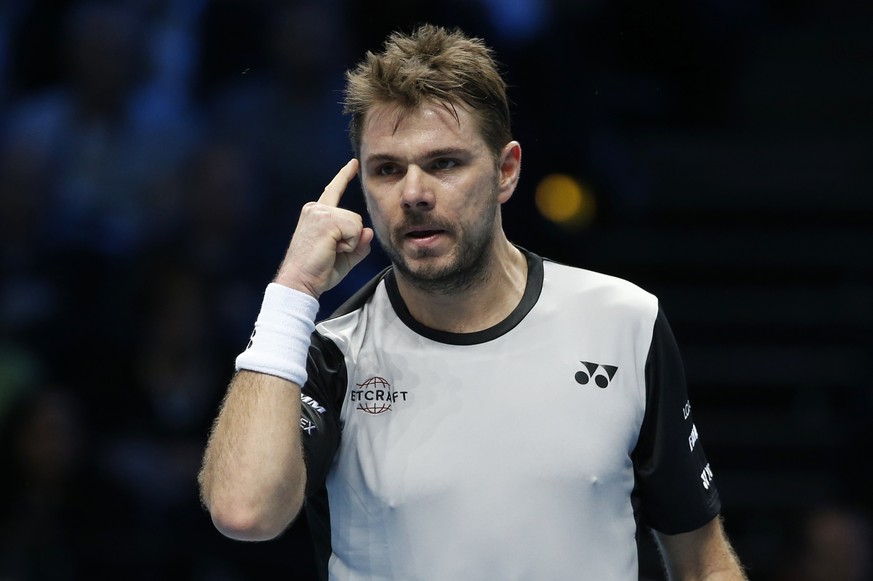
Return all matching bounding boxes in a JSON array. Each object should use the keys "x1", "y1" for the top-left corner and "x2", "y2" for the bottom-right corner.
[
  {"x1": 343, "y1": 24, "x2": 512, "y2": 163},
  {"x1": 343, "y1": 25, "x2": 521, "y2": 295}
]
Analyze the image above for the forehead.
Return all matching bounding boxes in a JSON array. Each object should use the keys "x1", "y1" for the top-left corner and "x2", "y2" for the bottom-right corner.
[{"x1": 360, "y1": 101, "x2": 487, "y2": 157}]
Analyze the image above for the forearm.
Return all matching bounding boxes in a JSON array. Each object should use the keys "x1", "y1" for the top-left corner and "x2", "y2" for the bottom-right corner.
[
  {"x1": 673, "y1": 551, "x2": 746, "y2": 581},
  {"x1": 198, "y1": 159, "x2": 367, "y2": 541},
  {"x1": 198, "y1": 370, "x2": 307, "y2": 541},
  {"x1": 697, "y1": 550, "x2": 747, "y2": 581},
  {"x1": 698, "y1": 570, "x2": 746, "y2": 581},
  {"x1": 656, "y1": 517, "x2": 747, "y2": 581},
  {"x1": 677, "y1": 561, "x2": 746, "y2": 581}
]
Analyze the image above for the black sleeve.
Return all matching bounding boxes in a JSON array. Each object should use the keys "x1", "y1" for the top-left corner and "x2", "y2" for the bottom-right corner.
[
  {"x1": 300, "y1": 331, "x2": 346, "y2": 499},
  {"x1": 298, "y1": 268, "x2": 388, "y2": 488},
  {"x1": 631, "y1": 307, "x2": 722, "y2": 534},
  {"x1": 299, "y1": 332, "x2": 347, "y2": 580}
]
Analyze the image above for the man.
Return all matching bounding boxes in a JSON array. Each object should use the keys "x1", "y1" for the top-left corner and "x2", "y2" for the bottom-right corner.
[{"x1": 198, "y1": 24, "x2": 747, "y2": 580}]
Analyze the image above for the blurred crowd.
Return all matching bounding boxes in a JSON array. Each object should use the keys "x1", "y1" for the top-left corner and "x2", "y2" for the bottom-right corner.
[
  {"x1": 0, "y1": 1, "x2": 870, "y2": 579},
  {"x1": 0, "y1": 1, "x2": 368, "y2": 577}
]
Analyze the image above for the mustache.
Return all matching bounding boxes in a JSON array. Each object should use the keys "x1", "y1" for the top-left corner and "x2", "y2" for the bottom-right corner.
[{"x1": 395, "y1": 214, "x2": 452, "y2": 232}]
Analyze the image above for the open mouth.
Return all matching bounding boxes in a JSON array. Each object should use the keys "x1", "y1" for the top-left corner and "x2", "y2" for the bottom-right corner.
[{"x1": 406, "y1": 229, "x2": 443, "y2": 239}]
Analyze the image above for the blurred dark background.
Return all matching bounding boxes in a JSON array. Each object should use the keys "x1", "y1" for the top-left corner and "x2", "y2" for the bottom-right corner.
[{"x1": 0, "y1": 0, "x2": 871, "y2": 579}]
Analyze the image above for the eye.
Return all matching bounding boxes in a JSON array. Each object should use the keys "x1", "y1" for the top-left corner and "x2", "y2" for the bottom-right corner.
[
  {"x1": 431, "y1": 158, "x2": 458, "y2": 171},
  {"x1": 376, "y1": 163, "x2": 400, "y2": 176}
]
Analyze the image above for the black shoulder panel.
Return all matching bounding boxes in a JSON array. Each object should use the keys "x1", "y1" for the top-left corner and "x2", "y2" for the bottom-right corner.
[
  {"x1": 301, "y1": 331, "x2": 348, "y2": 581},
  {"x1": 301, "y1": 332, "x2": 346, "y2": 497},
  {"x1": 322, "y1": 266, "x2": 393, "y2": 321},
  {"x1": 631, "y1": 307, "x2": 721, "y2": 534}
]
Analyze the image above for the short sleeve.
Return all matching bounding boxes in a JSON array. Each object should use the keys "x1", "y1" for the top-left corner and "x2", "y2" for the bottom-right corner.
[
  {"x1": 631, "y1": 307, "x2": 722, "y2": 534},
  {"x1": 300, "y1": 331, "x2": 346, "y2": 498}
]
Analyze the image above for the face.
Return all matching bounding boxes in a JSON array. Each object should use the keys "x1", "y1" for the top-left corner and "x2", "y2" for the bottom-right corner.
[{"x1": 359, "y1": 101, "x2": 519, "y2": 293}]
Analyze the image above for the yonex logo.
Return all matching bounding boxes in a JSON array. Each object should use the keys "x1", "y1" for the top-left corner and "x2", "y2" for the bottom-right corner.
[
  {"x1": 301, "y1": 395, "x2": 326, "y2": 414},
  {"x1": 575, "y1": 361, "x2": 618, "y2": 388},
  {"x1": 299, "y1": 417, "x2": 317, "y2": 435},
  {"x1": 350, "y1": 376, "x2": 409, "y2": 415},
  {"x1": 700, "y1": 463, "x2": 714, "y2": 490},
  {"x1": 688, "y1": 423, "x2": 699, "y2": 451}
]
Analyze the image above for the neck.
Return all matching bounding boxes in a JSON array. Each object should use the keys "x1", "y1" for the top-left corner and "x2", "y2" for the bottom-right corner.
[{"x1": 394, "y1": 238, "x2": 528, "y2": 333}]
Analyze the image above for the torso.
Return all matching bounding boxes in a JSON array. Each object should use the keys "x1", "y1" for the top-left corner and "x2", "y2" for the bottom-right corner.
[{"x1": 309, "y1": 251, "x2": 660, "y2": 580}]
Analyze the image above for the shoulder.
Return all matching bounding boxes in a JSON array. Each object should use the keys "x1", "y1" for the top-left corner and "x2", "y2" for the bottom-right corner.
[
  {"x1": 540, "y1": 256, "x2": 659, "y2": 322},
  {"x1": 318, "y1": 266, "x2": 392, "y2": 322},
  {"x1": 314, "y1": 266, "x2": 393, "y2": 345}
]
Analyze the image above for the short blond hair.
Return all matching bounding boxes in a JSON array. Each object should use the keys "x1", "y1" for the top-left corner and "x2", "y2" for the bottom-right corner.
[{"x1": 343, "y1": 24, "x2": 512, "y2": 159}]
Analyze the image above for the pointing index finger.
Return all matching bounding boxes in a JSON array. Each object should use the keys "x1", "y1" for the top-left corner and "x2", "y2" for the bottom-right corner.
[{"x1": 318, "y1": 158, "x2": 360, "y2": 207}]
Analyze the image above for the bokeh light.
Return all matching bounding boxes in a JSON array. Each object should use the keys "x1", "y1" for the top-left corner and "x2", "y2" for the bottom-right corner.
[{"x1": 534, "y1": 173, "x2": 596, "y2": 229}]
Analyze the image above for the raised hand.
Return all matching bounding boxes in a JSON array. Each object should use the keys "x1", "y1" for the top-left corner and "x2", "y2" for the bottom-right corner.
[{"x1": 273, "y1": 159, "x2": 375, "y2": 298}]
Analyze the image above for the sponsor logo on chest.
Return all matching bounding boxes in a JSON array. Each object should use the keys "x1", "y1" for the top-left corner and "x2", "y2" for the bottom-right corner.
[
  {"x1": 350, "y1": 376, "x2": 409, "y2": 415},
  {"x1": 575, "y1": 360, "x2": 618, "y2": 388}
]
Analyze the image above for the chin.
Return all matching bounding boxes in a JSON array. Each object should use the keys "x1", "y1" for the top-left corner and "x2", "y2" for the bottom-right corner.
[
  {"x1": 400, "y1": 256, "x2": 490, "y2": 294},
  {"x1": 402, "y1": 256, "x2": 455, "y2": 280}
]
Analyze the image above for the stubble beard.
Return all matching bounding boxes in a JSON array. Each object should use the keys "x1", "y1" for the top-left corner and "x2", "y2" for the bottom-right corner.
[{"x1": 378, "y1": 206, "x2": 498, "y2": 296}]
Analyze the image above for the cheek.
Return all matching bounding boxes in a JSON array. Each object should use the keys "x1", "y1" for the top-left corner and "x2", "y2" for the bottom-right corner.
[{"x1": 456, "y1": 177, "x2": 499, "y2": 214}]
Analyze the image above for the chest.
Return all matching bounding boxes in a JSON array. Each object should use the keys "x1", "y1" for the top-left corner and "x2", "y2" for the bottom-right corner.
[{"x1": 332, "y1": 322, "x2": 646, "y2": 506}]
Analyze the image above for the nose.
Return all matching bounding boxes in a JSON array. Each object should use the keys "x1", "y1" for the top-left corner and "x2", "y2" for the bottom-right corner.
[{"x1": 400, "y1": 165, "x2": 434, "y2": 211}]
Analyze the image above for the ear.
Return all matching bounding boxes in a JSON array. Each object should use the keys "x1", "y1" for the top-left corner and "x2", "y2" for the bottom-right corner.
[{"x1": 496, "y1": 141, "x2": 521, "y2": 204}]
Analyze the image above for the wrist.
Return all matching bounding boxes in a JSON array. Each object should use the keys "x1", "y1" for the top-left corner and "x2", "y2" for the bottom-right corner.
[
  {"x1": 235, "y1": 283, "x2": 319, "y2": 385},
  {"x1": 273, "y1": 263, "x2": 322, "y2": 299}
]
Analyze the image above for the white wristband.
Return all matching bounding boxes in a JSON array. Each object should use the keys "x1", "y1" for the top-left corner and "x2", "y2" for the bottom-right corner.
[{"x1": 235, "y1": 283, "x2": 320, "y2": 386}]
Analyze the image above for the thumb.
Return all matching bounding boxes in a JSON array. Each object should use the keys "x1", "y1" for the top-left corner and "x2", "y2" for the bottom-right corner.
[
  {"x1": 333, "y1": 227, "x2": 373, "y2": 282},
  {"x1": 348, "y1": 227, "x2": 374, "y2": 265}
]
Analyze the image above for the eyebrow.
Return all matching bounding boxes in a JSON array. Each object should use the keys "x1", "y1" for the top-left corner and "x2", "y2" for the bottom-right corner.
[{"x1": 363, "y1": 147, "x2": 470, "y2": 165}]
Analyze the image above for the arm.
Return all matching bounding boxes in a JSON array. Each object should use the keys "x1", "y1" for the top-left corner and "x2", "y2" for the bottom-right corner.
[
  {"x1": 198, "y1": 371, "x2": 306, "y2": 540},
  {"x1": 635, "y1": 309, "x2": 745, "y2": 578},
  {"x1": 197, "y1": 159, "x2": 373, "y2": 541},
  {"x1": 654, "y1": 516, "x2": 747, "y2": 581}
]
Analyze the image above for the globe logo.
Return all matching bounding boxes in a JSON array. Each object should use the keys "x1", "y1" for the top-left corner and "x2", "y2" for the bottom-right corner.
[{"x1": 351, "y1": 376, "x2": 408, "y2": 415}]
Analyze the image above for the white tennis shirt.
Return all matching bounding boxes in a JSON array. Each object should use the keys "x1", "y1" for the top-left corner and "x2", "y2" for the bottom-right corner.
[{"x1": 297, "y1": 249, "x2": 720, "y2": 580}]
